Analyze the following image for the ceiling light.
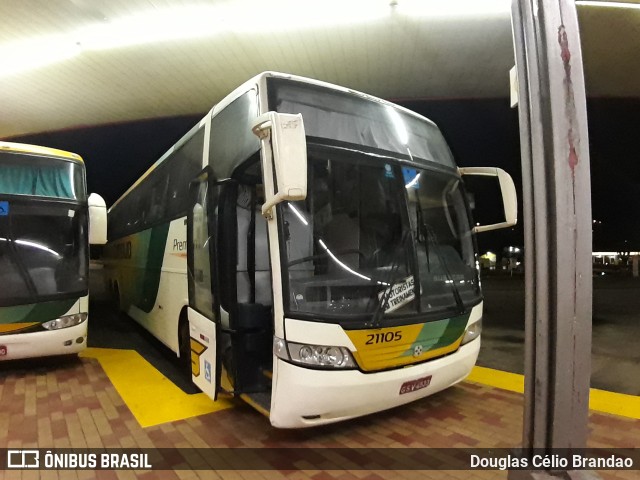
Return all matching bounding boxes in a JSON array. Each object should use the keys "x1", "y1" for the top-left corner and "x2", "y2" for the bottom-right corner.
[
  {"x1": 393, "y1": 0, "x2": 510, "y2": 17},
  {"x1": 78, "y1": 1, "x2": 389, "y2": 48},
  {"x1": 0, "y1": 0, "x2": 514, "y2": 78},
  {"x1": 0, "y1": 36, "x2": 80, "y2": 78},
  {"x1": 227, "y1": 0, "x2": 389, "y2": 33},
  {"x1": 576, "y1": 1, "x2": 640, "y2": 9},
  {"x1": 77, "y1": 6, "x2": 225, "y2": 50}
]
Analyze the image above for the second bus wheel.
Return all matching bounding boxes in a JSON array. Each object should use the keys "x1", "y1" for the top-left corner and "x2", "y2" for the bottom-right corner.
[{"x1": 112, "y1": 283, "x2": 122, "y2": 313}]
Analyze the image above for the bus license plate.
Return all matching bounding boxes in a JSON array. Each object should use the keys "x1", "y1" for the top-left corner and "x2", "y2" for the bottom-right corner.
[
  {"x1": 399, "y1": 375, "x2": 432, "y2": 395},
  {"x1": 0, "y1": 346, "x2": 7, "y2": 356}
]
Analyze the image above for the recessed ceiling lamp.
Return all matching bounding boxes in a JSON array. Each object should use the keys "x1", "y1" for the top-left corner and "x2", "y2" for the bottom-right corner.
[
  {"x1": 77, "y1": 6, "x2": 224, "y2": 50},
  {"x1": 576, "y1": 1, "x2": 640, "y2": 9},
  {"x1": 0, "y1": 0, "x2": 389, "y2": 77},
  {"x1": 0, "y1": 36, "x2": 81, "y2": 77},
  {"x1": 391, "y1": 0, "x2": 510, "y2": 17},
  {"x1": 72, "y1": 1, "x2": 389, "y2": 48}
]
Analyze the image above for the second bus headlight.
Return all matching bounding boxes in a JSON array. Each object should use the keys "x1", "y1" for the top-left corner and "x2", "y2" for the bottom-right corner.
[
  {"x1": 42, "y1": 313, "x2": 88, "y2": 330},
  {"x1": 460, "y1": 318, "x2": 482, "y2": 345},
  {"x1": 273, "y1": 337, "x2": 356, "y2": 369}
]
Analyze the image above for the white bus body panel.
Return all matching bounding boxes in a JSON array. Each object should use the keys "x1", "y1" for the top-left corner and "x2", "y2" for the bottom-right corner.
[
  {"x1": 125, "y1": 217, "x2": 188, "y2": 355},
  {"x1": 0, "y1": 322, "x2": 88, "y2": 360},
  {"x1": 271, "y1": 303, "x2": 483, "y2": 427},
  {"x1": 284, "y1": 319, "x2": 357, "y2": 349},
  {"x1": 269, "y1": 338, "x2": 480, "y2": 428},
  {"x1": 0, "y1": 299, "x2": 86, "y2": 360},
  {"x1": 188, "y1": 307, "x2": 217, "y2": 398}
]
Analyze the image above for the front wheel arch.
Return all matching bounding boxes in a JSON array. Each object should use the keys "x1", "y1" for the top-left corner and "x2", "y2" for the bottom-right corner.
[
  {"x1": 178, "y1": 307, "x2": 190, "y2": 363},
  {"x1": 112, "y1": 282, "x2": 122, "y2": 312}
]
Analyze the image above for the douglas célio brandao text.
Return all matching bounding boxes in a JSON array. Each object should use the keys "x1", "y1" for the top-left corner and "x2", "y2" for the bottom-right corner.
[{"x1": 470, "y1": 453, "x2": 634, "y2": 470}]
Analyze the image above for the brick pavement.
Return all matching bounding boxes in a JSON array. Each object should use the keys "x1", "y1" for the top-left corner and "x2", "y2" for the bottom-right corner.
[{"x1": 0, "y1": 355, "x2": 638, "y2": 480}]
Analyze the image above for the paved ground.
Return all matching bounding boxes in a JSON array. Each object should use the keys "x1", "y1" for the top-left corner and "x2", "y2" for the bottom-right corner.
[
  {"x1": 479, "y1": 273, "x2": 640, "y2": 395},
  {"x1": 1, "y1": 351, "x2": 638, "y2": 479},
  {"x1": 86, "y1": 302, "x2": 197, "y2": 395},
  {"x1": 0, "y1": 270, "x2": 636, "y2": 478}
]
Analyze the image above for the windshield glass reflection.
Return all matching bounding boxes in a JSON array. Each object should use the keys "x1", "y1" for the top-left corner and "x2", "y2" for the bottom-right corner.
[{"x1": 281, "y1": 149, "x2": 480, "y2": 322}]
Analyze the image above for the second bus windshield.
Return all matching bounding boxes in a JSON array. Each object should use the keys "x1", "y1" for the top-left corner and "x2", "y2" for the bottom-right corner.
[{"x1": 281, "y1": 148, "x2": 480, "y2": 323}]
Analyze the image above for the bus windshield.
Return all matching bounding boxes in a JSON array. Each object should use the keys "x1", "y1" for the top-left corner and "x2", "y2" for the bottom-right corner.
[
  {"x1": 281, "y1": 147, "x2": 480, "y2": 322},
  {"x1": 0, "y1": 153, "x2": 85, "y2": 201},
  {"x1": 267, "y1": 77, "x2": 456, "y2": 170},
  {"x1": 0, "y1": 201, "x2": 88, "y2": 307}
]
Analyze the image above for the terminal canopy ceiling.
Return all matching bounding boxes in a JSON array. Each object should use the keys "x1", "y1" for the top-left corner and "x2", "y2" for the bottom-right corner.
[{"x1": 0, "y1": 0, "x2": 638, "y2": 139}]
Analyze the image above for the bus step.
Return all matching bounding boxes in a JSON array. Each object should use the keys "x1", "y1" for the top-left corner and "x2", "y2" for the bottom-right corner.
[{"x1": 240, "y1": 391, "x2": 271, "y2": 417}]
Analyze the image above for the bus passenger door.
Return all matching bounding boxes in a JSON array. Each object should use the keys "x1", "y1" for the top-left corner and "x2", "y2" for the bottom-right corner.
[{"x1": 187, "y1": 170, "x2": 219, "y2": 400}]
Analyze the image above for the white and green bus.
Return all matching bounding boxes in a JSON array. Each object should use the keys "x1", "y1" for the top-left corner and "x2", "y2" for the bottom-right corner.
[
  {"x1": 0, "y1": 141, "x2": 107, "y2": 360},
  {"x1": 103, "y1": 72, "x2": 516, "y2": 428}
]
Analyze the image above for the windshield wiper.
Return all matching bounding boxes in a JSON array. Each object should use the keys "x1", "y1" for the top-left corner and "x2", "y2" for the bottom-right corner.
[
  {"x1": 0, "y1": 216, "x2": 39, "y2": 306},
  {"x1": 413, "y1": 193, "x2": 464, "y2": 314},
  {"x1": 421, "y1": 224, "x2": 466, "y2": 315}
]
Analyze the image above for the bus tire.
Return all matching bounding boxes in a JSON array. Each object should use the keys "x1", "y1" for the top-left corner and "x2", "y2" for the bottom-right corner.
[{"x1": 113, "y1": 283, "x2": 122, "y2": 313}]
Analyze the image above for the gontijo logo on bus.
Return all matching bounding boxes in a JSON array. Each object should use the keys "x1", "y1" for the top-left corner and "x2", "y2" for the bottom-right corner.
[{"x1": 345, "y1": 312, "x2": 470, "y2": 372}]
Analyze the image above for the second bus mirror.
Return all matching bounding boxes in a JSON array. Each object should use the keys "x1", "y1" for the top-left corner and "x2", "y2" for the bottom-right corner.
[
  {"x1": 458, "y1": 167, "x2": 518, "y2": 233},
  {"x1": 88, "y1": 193, "x2": 108, "y2": 245},
  {"x1": 252, "y1": 112, "x2": 307, "y2": 219}
]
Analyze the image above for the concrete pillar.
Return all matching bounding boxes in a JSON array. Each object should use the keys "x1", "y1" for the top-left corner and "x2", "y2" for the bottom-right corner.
[{"x1": 510, "y1": 0, "x2": 596, "y2": 478}]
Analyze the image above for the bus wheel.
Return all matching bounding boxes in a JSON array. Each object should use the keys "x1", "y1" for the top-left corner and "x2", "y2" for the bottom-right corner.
[
  {"x1": 179, "y1": 318, "x2": 191, "y2": 375},
  {"x1": 113, "y1": 284, "x2": 121, "y2": 313}
]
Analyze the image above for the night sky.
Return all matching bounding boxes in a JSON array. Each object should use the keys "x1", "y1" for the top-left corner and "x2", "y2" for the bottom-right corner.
[{"x1": 9, "y1": 97, "x2": 640, "y2": 255}]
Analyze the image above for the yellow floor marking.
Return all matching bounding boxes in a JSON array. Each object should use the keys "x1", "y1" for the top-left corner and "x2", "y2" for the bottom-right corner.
[
  {"x1": 81, "y1": 347, "x2": 234, "y2": 428},
  {"x1": 589, "y1": 388, "x2": 640, "y2": 420},
  {"x1": 467, "y1": 365, "x2": 640, "y2": 420},
  {"x1": 467, "y1": 365, "x2": 525, "y2": 393}
]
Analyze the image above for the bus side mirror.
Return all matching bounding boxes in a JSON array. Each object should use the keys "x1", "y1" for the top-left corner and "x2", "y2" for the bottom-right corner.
[
  {"x1": 252, "y1": 112, "x2": 307, "y2": 219},
  {"x1": 458, "y1": 167, "x2": 518, "y2": 233},
  {"x1": 88, "y1": 193, "x2": 108, "y2": 244}
]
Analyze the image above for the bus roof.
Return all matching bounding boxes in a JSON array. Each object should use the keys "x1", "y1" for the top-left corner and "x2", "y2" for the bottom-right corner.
[
  {"x1": 109, "y1": 71, "x2": 441, "y2": 212},
  {"x1": 0, "y1": 141, "x2": 83, "y2": 163}
]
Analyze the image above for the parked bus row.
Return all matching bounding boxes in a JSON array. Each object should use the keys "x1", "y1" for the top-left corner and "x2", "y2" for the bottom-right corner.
[
  {"x1": 0, "y1": 141, "x2": 107, "y2": 360},
  {"x1": 0, "y1": 73, "x2": 516, "y2": 428},
  {"x1": 102, "y1": 72, "x2": 517, "y2": 428}
]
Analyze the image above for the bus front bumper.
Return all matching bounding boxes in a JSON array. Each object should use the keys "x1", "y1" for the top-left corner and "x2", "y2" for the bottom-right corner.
[
  {"x1": 269, "y1": 337, "x2": 480, "y2": 428},
  {"x1": 0, "y1": 322, "x2": 87, "y2": 361}
]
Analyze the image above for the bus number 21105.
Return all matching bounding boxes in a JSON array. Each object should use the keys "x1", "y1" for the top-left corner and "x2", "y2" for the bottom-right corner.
[{"x1": 365, "y1": 331, "x2": 402, "y2": 345}]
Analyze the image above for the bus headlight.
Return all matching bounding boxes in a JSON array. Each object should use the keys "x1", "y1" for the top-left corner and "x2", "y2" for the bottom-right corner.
[
  {"x1": 273, "y1": 337, "x2": 356, "y2": 369},
  {"x1": 461, "y1": 319, "x2": 482, "y2": 345},
  {"x1": 42, "y1": 313, "x2": 88, "y2": 330}
]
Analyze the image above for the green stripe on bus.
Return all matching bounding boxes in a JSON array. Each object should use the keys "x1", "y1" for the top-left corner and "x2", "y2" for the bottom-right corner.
[
  {"x1": 0, "y1": 298, "x2": 77, "y2": 325},
  {"x1": 137, "y1": 223, "x2": 170, "y2": 313},
  {"x1": 400, "y1": 312, "x2": 470, "y2": 357}
]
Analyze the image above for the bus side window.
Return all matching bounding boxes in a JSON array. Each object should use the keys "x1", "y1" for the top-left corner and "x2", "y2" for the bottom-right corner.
[{"x1": 148, "y1": 176, "x2": 168, "y2": 224}]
